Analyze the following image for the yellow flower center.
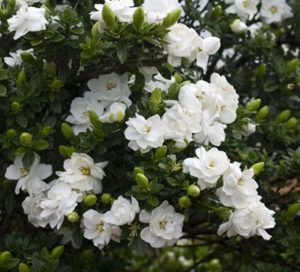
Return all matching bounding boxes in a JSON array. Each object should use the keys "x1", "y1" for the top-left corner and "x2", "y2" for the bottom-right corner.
[{"x1": 80, "y1": 166, "x2": 91, "y2": 176}]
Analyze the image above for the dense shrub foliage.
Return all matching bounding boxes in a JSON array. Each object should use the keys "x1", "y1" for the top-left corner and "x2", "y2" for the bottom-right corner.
[{"x1": 0, "y1": 0, "x2": 299, "y2": 271}]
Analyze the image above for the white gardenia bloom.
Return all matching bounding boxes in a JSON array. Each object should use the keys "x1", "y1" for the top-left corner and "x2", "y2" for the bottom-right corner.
[
  {"x1": 260, "y1": 0, "x2": 292, "y2": 24},
  {"x1": 56, "y1": 153, "x2": 108, "y2": 194},
  {"x1": 124, "y1": 114, "x2": 165, "y2": 153},
  {"x1": 230, "y1": 19, "x2": 248, "y2": 33},
  {"x1": 82, "y1": 209, "x2": 122, "y2": 249},
  {"x1": 7, "y1": 5, "x2": 48, "y2": 40},
  {"x1": 87, "y1": 73, "x2": 132, "y2": 106},
  {"x1": 183, "y1": 147, "x2": 230, "y2": 189},
  {"x1": 100, "y1": 102, "x2": 126, "y2": 123},
  {"x1": 142, "y1": 0, "x2": 181, "y2": 24},
  {"x1": 39, "y1": 181, "x2": 81, "y2": 229},
  {"x1": 216, "y1": 162, "x2": 260, "y2": 208},
  {"x1": 66, "y1": 92, "x2": 105, "y2": 135},
  {"x1": 139, "y1": 201, "x2": 184, "y2": 248},
  {"x1": 226, "y1": 0, "x2": 260, "y2": 21},
  {"x1": 218, "y1": 201, "x2": 276, "y2": 240},
  {"x1": 164, "y1": 23, "x2": 201, "y2": 67},
  {"x1": 4, "y1": 49, "x2": 34, "y2": 67},
  {"x1": 5, "y1": 153, "x2": 52, "y2": 195},
  {"x1": 104, "y1": 196, "x2": 140, "y2": 226}
]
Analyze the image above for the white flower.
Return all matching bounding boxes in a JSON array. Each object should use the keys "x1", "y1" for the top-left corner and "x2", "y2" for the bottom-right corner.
[
  {"x1": 183, "y1": 147, "x2": 230, "y2": 189},
  {"x1": 218, "y1": 201, "x2": 276, "y2": 240},
  {"x1": 5, "y1": 153, "x2": 52, "y2": 195},
  {"x1": 144, "y1": 73, "x2": 175, "y2": 93},
  {"x1": 142, "y1": 0, "x2": 181, "y2": 24},
  {"x1": 216, "y1": 163, "x2": 260, "y2": 209},
  {"x1": 39, "y1": 181, "x2": 81, "y2": 229},
  {"x1": 139, "y1": 201, "x2": 184, "y2": 248},
  {"x1": 87, "y1": 73, "x2": 132, "y2": 106},
  {"x1": 7, "y1": 5, "x2": 48, "y2": 40},
  {"x1": 226, "y1": 0, "x2": 260, "y2": 21},
  {"x1": 4, "y1": 49, "x2": 34, "y2": 67},
  {"x1": 240, "y1": 123, "x2": 256, "y2": 136},
  {"x1": 104, "y1": 196, "x2": 140, "y2": 225},
  {"x1": 100, "y1": 102, "x2": 126, "y2": 123},
  {"x1": 124, "y1": 114, "x2": 165, "y2": 153},
  {"x1": 230, "y1": 19, "x2": 248, "y2": 34},
  {"x1": 56, "y1": 153, "x2": 108, "y2": 194},
  {"x1": 66, "y1": 92, "x2": 105, "y2": 135},
  {"x1": 260, "y1": 0, "x2": 292, "y2": 24},
  {"x1": 82, "y1": 209, "x2": 122, "y2": 249}
]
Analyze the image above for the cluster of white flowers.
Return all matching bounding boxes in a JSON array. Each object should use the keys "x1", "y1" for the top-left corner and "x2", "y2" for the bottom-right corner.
[
  {"x1": 226, "y1": 0, "x2": 292, "y2": 27},
  {"x1": 183, "y1": 148, "x2": 276, "y2": 240},
  {"x1": 67, "y1": 73, "x2": 130, "y2": 135}
]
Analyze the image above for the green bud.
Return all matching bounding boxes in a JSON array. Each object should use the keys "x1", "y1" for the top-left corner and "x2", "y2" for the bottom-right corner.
[
  {"x1": 61, "y1": 123, "x2": 74, "y2": 139},
  {"x1": 187, "y1": 184, "x2": 200, "y2": 197},
  {"x1": 257, "y1": 106, "x2": 269, "y2": 121},
  {"x1": 133, "y1": 167, "x2": 144, "y2": 176},
  {"x1": 246, "y1": 99, "x2": 261, "y2": 112},
  {"x1": 50, "y1": 245, "x2": 65, "y2": 259},
  {"x1": 133, "y1": 7, "x2": 145, "y2": 31},
  {"x1": 154, "y1": 145, "x2": 167, "y2": 160},
  {"x1": 178, "y1": 195, "x2": 191, "y2": 208},
  {"x1": 255, "y1": 63, "x2": 267, "y2": 76},
  {"x1": 18, "y1": 263, "x2": 30, "y2": 272},
  {"x1": 135, "y1": 173, "x2": 149, "y2": 189},
  {"x1": 286, "y1": 203, "x2": 300, "y2": 219},
  {"x1": 67, "y1": 212, "x2": 80, "y2": 223},
  {"x1": 41, "y1": 126, "x2": 53, "y2": 136},
  {"x1": 276, "y1": 110, "x2": 291, "y2": 123},
  {"x1": 162, "y1": 8, "x2": 181, "y2": 28},
  {"x1": 102, "y1": 4, "x2": 116, "y2": 29},
  {"x1": 251, "y1": 162, "x2": 265, "y2": 176},
  {"x1": 286, "y1": 117, "x2": 298, "y2": 129},
  {"x1": 0, "y1": 251, "x2": 12, "y2": 264},
  {"x1": 91, "y1": 21, "x2": 101, "y2": 39},
  {"x1": 6, "y1": 128, "x2": 17, "y2": 138},
  {"x1": 84, "y1": 194, "x2": 97, "y2": 206},
  {"x1": 59, "y1": 145, "x2": 75, "y2": 157},
  {"x1": 21, "y1": 52, "x2": 36, "y2": 65},
  {"x1": 19, "y1": 132, "x2": 33, "y2": 147},
  {"x1": 212, "y1": 5, "x2": 222, "y2": 18},
  {"x1": 100, "y1": 193, "x2": 112, "y2": 205},
  {"x1": 11, "y1": 101, "x2": 22, "y2": 113}
]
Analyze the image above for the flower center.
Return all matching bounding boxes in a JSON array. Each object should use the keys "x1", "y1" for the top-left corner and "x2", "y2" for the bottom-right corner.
[
  {"x1": 106, "y1": 80, "x2": 117, "y2": 91},
  {"x1": 96, "y1": 222, "x2": 104, "y2": 232},
  {"x1": 20, "y1": 167, "x2": 29, "y2": 177},
  {"x1": 80, "y1": 166, "x2": 91, "y2": 176},
  {"x1": 270, "y1": 6, "x2": 278, "y2": 14},
  {"x1": 159, "y1": 220, "x2": 168, "y2": 230}
]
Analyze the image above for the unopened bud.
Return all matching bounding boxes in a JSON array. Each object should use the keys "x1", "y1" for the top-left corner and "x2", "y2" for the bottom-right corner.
[
  {"x1": 84, "y1": 194, "x2": 97, "y2": 206},
  {"x1": 135, "y1": 173, "x2": 149, "y2": 189},
  {"x1": 50, "y1": 245, "x2": 64, "y2": 259},
  {"x1": 178, "y1": 195, "x2": 191, "y2": 208},
  {"x1": 187, "y1": 184, "x2": 200, "y2": 197},
  {"x1": 251, "y1": 162, "x2": 265, "y2": 176},
  {"x1": 162, "y1": 8, "x2": 181, "y2": 29},
  {"x1": 67, "y1": 212, "x2": 79, "y2": 223},
  {"x1": 246, "y1": 99, "x2": 261, "y2": 112},
  {"x1": 276, "y1": 110, "x2": 291, "y2": 123},
  {"x1": 19, "y1": 132, "x2": 32, "y2": 146}
]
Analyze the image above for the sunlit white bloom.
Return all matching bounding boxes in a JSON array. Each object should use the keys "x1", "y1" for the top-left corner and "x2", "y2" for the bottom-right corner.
[
  {"x1": 218, "y1": 201, "x2": 276, "y2": 240},
  {"x1": 260, "y1": 0, "x2": 292, "y2": 24},
  {"x1": 183, "y1": 147, "x2": 230, "y2": 189},
  {"x1": 216, "y1": 163, "x2": 260, "y2": 208},
  {"x1": 39, "y1": 181, "x2": 81, "y2": 229},
  {"x1": 140, "y1": 201, "x2": 184, "y2": 248},
  {"x1": 82, "y1": 209, "x2": 122, "y2": 249},
  {"x1": 104, "y1": 196, "x2": 140, "y2": 226},
  {"x1": 145, "y1": 73, "x2": 175, "y2": 93},
  {"x1": 4, "y1": 49, "x2": 34, "y2": 67},
  {"x1": 87, "y1": 73, "x2": 132, "y2": 106},
  {"x1": 7, "y1": 5, "x2": 48, "y2": 40},
  {"x1": 66, "y1": 92, "x2": 105, "y2": 135},
  {"x1": 125, "y1": 114, "x2": 165, "y2": 153},
  {"x1": 5, "y1": 153, "x2": 52, "y2": 195},
  {"x1": 56, "y1": 153, "x2": 108, "y2": 194},
  {"x1": 230, "y1": 19, "x2": 248, "y2": 34},
  {"x1": 142, "y1": 0, "x2": 181, "y2": 24},
  {"x1": 100, "y1": 102, "x2": 126, "y2": 123}
]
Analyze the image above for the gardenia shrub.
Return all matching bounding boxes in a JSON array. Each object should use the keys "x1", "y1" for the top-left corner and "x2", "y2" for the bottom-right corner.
[{"x1": 0, "y1": 0, "x2": 299, "y2": 271}]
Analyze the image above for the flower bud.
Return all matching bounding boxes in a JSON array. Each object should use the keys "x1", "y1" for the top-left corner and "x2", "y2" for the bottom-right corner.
[
  {"x1": 50, "y1": 245, "x2": 64, "y2": 259},
  {"x1": 276, "y1": 110, "x2": 291, "y2": 123},
  {"x1": 0, "y1": 251, "x2": 12, "y2": 264},
  {"x1": 84, "y1": 194, "x2": 97, "y2": 207},
  {"x1": 178, "y1": 195, "x2": 191, "y2": 208},
  {"x1": 100, "y1": 193, "x2": 112, "y2": 205},
  {"x1": 18, "y1": 263, "x2": 30, "y2": 272},
  {"x1": 11, "y1": 101, "x2": 22, "y2": 113},
  {"x1": 154, "y1": 145, "x2": 167, "y2": 160},
  {"x1": 19, "y1": 132, "x2": 33, "y2": 147},
  {"x1": 257, "y1": 106, "x2": 269, "y2": 121},
  {"x1": 6, "y1": 128, "x2": 17, "y2": 138},
  {"x1": 102, "y1": 4, "x2": 116, "y2": 29},
  {"x1": 230, "y1": 19, "x2": 247, "y2": 34},
  {"x1": 286, "y1": 203, "x2": 300, "y2": 219},
  {"x1": 61, "y1": 123, "x2": 74, "y2": 139},
  {"x1": 67, "y1": 212, "x2": 80, "y2": 223},
  {"x1": 286, "y1": 117, "x2": 298, "y2": 129},
  {"x1": 162, "y1": 8, "x2": 181, "y2": 29},
  {"x1": 133, "y1": 7, "x2": 145, "y2": 31},
  {"x1": 135, "y1": 173, "x2": 149, "y2": 189},
  {"x1": 251, "y1": 162, "x2": 265, "y2": 176},
  {"x1": 246, "y1": 99, "x2": 261, "y2": 112},
  {"x1": 187, "y1": 184, "x2": 200, "y2": 197}
]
